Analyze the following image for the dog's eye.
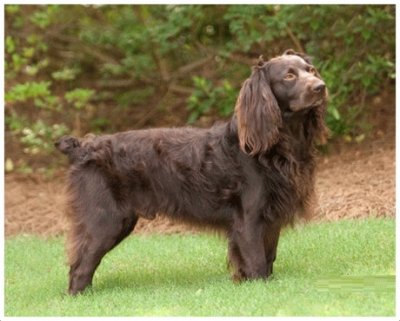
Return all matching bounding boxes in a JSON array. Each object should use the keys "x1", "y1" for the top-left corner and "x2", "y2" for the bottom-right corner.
[
  {"x1": 284, "y1": 73, "x2": 296, "y2": 81},
  {"x1": 307, "y1": 67, "x2": 316, "y2": 75}
]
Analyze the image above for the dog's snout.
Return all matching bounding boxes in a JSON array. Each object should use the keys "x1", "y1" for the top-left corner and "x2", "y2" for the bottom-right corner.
[{"x1": 313, "y1": 82, "x2": 326, "y2": 93}]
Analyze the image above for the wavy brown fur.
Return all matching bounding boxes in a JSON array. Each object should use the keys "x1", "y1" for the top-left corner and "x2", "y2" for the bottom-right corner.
[{"x1": 56, "y1": 50, "x2": 328, "y2": 295}]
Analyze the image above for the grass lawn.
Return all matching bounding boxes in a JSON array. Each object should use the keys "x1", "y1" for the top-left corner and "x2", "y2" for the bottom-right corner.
[{"x1": 5, "y1": 218, "x2": 395, "y2": 316}]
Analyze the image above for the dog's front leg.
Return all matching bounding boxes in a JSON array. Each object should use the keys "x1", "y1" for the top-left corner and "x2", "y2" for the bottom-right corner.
[
  {"x1": 228, "y1": 211, "x2": 267, "y2": 281},
  {"x1": 264, "y1": 223, "x2": 281, "y2": 278}
]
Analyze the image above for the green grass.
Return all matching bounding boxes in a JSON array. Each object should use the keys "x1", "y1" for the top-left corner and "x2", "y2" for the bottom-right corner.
[{"x1": 5, "y1": 218, "x2": 395, "y2": 316}]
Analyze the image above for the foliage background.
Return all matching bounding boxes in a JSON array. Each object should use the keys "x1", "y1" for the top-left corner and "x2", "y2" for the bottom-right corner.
[{"x1": 4, "y1": 5, "x2": 395, "y2": 173}]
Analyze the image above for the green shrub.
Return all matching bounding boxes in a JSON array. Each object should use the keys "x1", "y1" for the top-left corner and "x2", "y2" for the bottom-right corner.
[{"x1": 187, "y1": 77, "x2": 236, "y2": 123}]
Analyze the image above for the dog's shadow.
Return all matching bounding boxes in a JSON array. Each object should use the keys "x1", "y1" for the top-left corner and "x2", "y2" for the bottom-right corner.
[{"x1": 93, "y1": 259, "x2": 229, "y2": 294}]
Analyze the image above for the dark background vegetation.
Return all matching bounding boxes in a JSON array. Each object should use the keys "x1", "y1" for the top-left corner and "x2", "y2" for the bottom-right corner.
[{"x1": 4, "y1": 5, "x2": 395, "y2": 175}]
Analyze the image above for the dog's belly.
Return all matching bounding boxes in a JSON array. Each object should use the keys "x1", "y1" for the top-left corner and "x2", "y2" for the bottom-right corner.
[{"x1": 130, "y1": 184, "x2": 239, "y2": 227}]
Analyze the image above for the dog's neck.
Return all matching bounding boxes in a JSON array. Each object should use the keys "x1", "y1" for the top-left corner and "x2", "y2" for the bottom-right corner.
[
  {"x1": 227, "y1": 109, "x2": 318, "y2": 144},
  {"x1": 283, "y1": 109, "x2": 313, "y2": 141}
]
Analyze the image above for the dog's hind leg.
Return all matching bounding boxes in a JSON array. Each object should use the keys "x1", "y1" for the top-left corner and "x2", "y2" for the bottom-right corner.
[
  {"x1": 66, "y1": 172, "x2": 138, "y2": 295},
  {"x1": 67, "y1": 212, "x2": 138, "y2": 295}
]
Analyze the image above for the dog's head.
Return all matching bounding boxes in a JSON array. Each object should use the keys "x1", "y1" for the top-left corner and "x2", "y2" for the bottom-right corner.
[
  {"x1": 235, "y1": 49, "x2": 328, "y2": 155},
  {"x1": 268, "y1": 49, "x2": 327, "y2": 113}
]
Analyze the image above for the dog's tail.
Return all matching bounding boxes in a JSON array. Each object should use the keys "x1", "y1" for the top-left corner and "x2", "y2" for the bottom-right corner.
[{"x1": 55, "y1": 135, "x2": 88, "y2": 164}]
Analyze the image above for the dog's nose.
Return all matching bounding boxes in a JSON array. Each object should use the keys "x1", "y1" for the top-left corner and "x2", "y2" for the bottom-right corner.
[{"x1": 313, "y1": 82, "x2": 326, "y2": 93}]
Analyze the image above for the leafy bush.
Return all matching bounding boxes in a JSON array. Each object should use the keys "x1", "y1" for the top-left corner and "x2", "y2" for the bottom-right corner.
[
  {"x1": 5, "y1": 5, "x2": 395, "y2": 171},
  {"x1": 187, "y1": 77, "x2": 236, "y2": 123}
]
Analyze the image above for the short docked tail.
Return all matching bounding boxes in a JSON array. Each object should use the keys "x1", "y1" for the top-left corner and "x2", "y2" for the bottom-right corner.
[{"x1": 55, "y1": 135, "x2": 87, "y2": 164}]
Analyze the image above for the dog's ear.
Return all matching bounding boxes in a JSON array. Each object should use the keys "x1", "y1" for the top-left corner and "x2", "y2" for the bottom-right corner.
[{"x1": 235, "y1": 65, "x2": 282, "y2": 156}]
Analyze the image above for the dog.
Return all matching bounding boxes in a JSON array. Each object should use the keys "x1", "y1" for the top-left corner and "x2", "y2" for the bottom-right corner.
[{"x1": 56, "y1": 49, "x2": 328, "y2": 295}]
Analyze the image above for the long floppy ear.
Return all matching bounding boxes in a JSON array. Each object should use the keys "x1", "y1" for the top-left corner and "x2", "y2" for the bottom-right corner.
[{"x1": 235, "y1": 65, "x2": 282, "y2": 155}]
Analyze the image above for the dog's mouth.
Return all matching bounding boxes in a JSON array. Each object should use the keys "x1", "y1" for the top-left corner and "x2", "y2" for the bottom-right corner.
[
  {"x1": 310, "y1": 97, "x2": 326, "y2": 107},
  {"x1": 283, "y1": 98, "x2": 325, "y2": 118}
]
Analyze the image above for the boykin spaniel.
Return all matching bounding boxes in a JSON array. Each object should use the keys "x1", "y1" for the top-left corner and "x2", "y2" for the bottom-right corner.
[{"x1": 56, "y1": 49, "x2": 328, "y2": 295}]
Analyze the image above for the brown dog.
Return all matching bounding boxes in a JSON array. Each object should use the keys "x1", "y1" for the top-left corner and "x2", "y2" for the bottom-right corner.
[{"x1": 56, "y1": 50, "x2": 328, "y2": 295}]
